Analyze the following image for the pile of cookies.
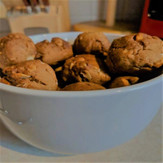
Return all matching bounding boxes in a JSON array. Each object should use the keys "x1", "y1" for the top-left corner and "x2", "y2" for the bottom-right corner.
[{"x1": 0, "y1": 32, "x2": 162, "y2": 91}]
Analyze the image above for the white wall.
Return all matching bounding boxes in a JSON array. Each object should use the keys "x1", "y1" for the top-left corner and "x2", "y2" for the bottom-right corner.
[
  {"x1": 69, "y1": 0, "x2": 145, "y2": 25},
  {"x1": 69, "y1": 0, "x2": 110, "y2": 25},
  {"x1": 69, "y1": 0, "x2": 100, "y2": 25}
]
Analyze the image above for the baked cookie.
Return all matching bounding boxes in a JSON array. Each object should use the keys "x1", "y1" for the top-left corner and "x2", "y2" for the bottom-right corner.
[
  {"x1": 109, "y1": 76, "x2": 139, "y2": 88},
  {"x1": 0, "y1": 33, "x2": 36, "y2": 69},
  {"x1": 0, "y1": 77, "x2": 11, "y2": 85},
  {"x1": 62, "y1": 82, "x2": 105, "y2": 91},
  {"x1": 36, "y1": 37, "x2": 73, "y2": 65},
  {"x1": 73, "y1": 32, "x2": 110, "y2": 56},
  {"x1": 3, "y1": 60, "x2": 58, "y2": 90},
  {"x1": 62, "y1": 54, "x2": 111, "y2": 85},
  {"x1": 106, "y1": 33, "x2": 163, "y2": 74}
]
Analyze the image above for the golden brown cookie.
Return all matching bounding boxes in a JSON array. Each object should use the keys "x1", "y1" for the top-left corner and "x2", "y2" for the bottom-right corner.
[
  {"x1": 0, "y1": 77, "x2": 11, "y2": 85},
  {"x1": 0, "y1": 33, "x2": 36, "y2": 69},
  {"x1": 62, "y1": 54, "x2": 111, "y2": 85},
  {"x1": 106, "y1": 33, "x2": 163, "y2": 74},
  {"x1": 3, "y1": 60, "x2": 58, "y2": 90},
  {"x1": 62, "y1": 82, "x2": 105, "y2": 91},
  {"x1": 35, "y1": 37, "x2": 73, "y2": 65},
  {"x1": 109, "y1": 76, "x2": 139, "y2": 88},
  {"x1": 73, "y1": 32, "x2": 110, "y2": 56}
]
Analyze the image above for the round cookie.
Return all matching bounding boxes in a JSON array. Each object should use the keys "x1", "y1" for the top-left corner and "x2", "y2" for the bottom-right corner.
[
  {"x1": 62, "y1": 82, "x2": 105, "y2": 91},
  {"x1": 0, "y1": 77, "x2": 11, "y2": 85},
  {"x1": 109, "y1": 76, "x2": 139, "y2": 88},
  {"x1": 73, "y1": 32, "x2": 111, "y2": 56},
  {"x1": 62, "y1": 54, "x2": 111, "y2": 85},
  {"x1": 0, "y1": 33, "x2": 36, "y2": 69},
  {"x1": 36, "y1": 37, "x2": 73, "y2": 65},
  {"x1": 106, "y1": 33, "x2": 163, "y2": 74},
  {"x1": 3, "y1": 60, "x2": 58, "y2": 90}
]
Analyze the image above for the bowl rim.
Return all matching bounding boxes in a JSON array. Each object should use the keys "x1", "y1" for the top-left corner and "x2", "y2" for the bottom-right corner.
[
  {"x1": 0, "y1": 32, "x2": 162, "y2": 97},
  {"x1": 0, "y1": 75, "x2": 162, "y2": 97}
]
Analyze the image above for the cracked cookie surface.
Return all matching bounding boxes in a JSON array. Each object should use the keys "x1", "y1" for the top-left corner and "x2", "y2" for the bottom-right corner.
[
  {"x1": 62, "y1": 54, "x2": 111, "y2": 85},
  {"x1": 62, "y1": 82, "x2": 105, "y2": 91},
  {"x1": 106, "y1": 33, "x2": 163, "y2": 74},
  {"x1": 0, "y1": 33, "x2": 36, "y2": 69},
  {"x1": 2, "y1": 60, "x2": 58, "y2": 90},
  {"x1": 73, "y1": 32, "x2": 110, "y2": 56},
  {"x1": 36, "y1": 37, "x2": 73, "y2": 65}
]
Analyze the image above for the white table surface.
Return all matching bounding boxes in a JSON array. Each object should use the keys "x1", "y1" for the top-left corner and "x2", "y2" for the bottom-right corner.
[{"x1": 0, "y1": 107, "x2": 162, "y2": 163}]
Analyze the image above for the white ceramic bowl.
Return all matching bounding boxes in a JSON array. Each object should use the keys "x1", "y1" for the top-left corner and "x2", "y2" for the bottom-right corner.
[{"x1": 0, "y1": 32, "x2": 162, "y2": 154}]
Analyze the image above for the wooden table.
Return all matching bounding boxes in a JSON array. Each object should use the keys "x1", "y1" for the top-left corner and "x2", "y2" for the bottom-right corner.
[{"x1": 73, "y1": 20, "x2": 139, "y2": 35}]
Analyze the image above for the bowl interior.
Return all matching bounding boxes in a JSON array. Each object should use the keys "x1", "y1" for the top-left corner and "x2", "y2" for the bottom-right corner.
[{"x1": 0, "y1": 32, "x2": 162, "y2": 96}]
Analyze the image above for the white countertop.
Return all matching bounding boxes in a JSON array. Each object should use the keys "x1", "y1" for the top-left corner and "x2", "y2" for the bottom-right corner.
[{"x1": 0, "y1": 108, "x2": 162, "y2": 163}]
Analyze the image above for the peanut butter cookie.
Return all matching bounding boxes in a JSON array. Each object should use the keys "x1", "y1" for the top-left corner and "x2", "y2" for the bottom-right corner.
[
  {"x1": 62, "y1": 82, "x2": 105, "y2": 91},
  {"x1": 36, "y1": 37, "x2": 73, "y2": 65},
  {"x1": 109, "y1": 76, "x2": 139, "y2": 88},
  {"x1": 73, "y1": 32, "x2": 110, "y2": 56},
  {"x1": 3, "y1": 60, "x2": 58, "y2": 90},
  {"x1": 106, "y1": 33, "x2": 163, "y2": 74},
  {"x1": 0, "y1": 33, "x2": 36, "y2": 69},
  {"x1": 62, "y1": 54, "x2": 111, "y2": 85}
]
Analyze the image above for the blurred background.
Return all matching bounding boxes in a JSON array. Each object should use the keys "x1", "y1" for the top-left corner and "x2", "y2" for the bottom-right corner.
[{"x1": 0, "y1": 0, "x2": 162, "y2": 37}]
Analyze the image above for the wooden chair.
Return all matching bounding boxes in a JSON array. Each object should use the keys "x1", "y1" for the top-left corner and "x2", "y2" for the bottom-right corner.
[{"x1": 1, "y1": 0, "x2": 70, "y2": 34}]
